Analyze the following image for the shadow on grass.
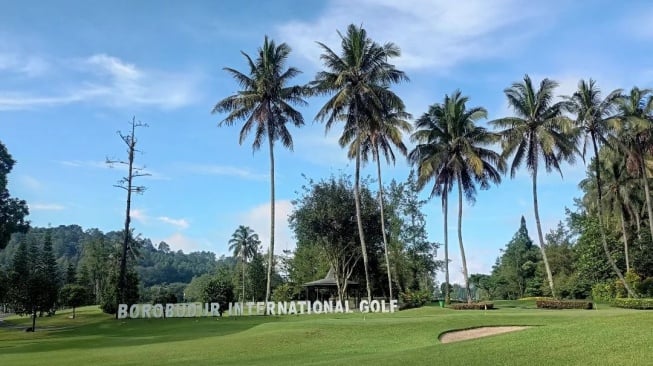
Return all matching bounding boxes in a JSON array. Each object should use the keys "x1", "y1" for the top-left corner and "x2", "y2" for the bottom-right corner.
[{"x1": 0, "y1": 312, "x2": 276, "y2": 355}]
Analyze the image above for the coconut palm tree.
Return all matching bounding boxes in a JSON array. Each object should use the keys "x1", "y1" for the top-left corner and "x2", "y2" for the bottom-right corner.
[
  {"x1": 564, "y1": 79, "x2": 635, "y2": 297},
  {"x1": 312, "y1": 24, "x2": 408, "y2": 302},
  {"x1": 341, "y1": 94, "x2": 412, "y2": 300},
  {"x1": 490, "y1": 75, "x2": 577, "y2": 298},
  {"x1": 228, "y1": 225, "x2": 260, "y2": 304},
  {"x1": 213, "y1": 36, "x2": 309, "y2": 304},
  {"x1": 409, "y1": 90, "x2": 504, "y2": 303},
  {"x1": 615, "y1": 87, "x2": 653, "y2": 248}
]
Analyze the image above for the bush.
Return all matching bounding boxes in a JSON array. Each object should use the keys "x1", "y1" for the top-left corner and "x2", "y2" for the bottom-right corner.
[
  {"x1": 518, "y1": 297, "x2": 554, "y2": 301},
  {"x1": 615, "y1": 271, "x2": 642, "y2": 298},
  {"x1": 449, "y1": 302, "x2": 494, "y2": 310},
  {"x1": 536, "y1": 300, "x2": 593, "y2": 309},
  {"x1": 612, "y1": 298, "x2": 653, "y2": 310},
  {"x1": 271, "y1": 283, "x2": 294, "y2": 302},
  {"x1": 591, "y1": 282, "x2": 616, "y2": 302},
  {"x1": 399, "y1": 289, "x2": 431, "y2": 310},
  {"x1": 638, "y1": 278, "x2": 653, "y2": 297}
]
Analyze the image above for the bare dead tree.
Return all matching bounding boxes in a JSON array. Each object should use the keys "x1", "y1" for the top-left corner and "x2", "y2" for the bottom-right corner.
[{"x1": 106, "y1": 117, "x2": 149, "y2": 318}]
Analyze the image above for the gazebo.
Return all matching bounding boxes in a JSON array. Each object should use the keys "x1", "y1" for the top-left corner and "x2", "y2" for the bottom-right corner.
[{"x1": 302, "y1": 267, "x2": 359, "y2": 302}]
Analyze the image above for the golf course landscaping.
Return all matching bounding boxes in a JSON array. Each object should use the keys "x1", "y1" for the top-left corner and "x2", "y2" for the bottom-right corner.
[{"x1": 1, "y1": 300, "x2": 651, "y2": 366}]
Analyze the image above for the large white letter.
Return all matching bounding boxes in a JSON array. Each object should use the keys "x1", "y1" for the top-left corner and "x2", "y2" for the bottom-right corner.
[
  {"x1": 166, "y1": 303, "x2": 174, "y2": 318},
  {"x1": 312, "y1": 301, "x2": 322, "y2": 314},
  {"x1": 390, "y1": 299, "x2": 398, "y2": 313},
  {"x1": 370, "y1": 300, "x2": 380, "y2": 313},
  {"x1": 288, "y1": 301, "x2": 297, "y2": 315},
  {"x1": 211, "y1": 303, "x2": 220, "y2": 316},
  {"x1": 129, "y1": 304, "x2": 139, "y2": 319},
  {"x1": 335, "y1": 301, "x2": 344, "y2": 313},
  {"x1": 142, "y1": 304, "x2": 152, "y2": 318},
  {"x1": 360, "y1": 300, "x2": 369, "y2": 313},
  {"x1": 256, "y1": 302, "x2": 265, "y2": 315},
  {"x1": 153, "y1": 304, "x2": 163, "y2": 318},
  {"x1": 117, "y1": 304, "x2": 129, "y2": 319},
  {"x1": 266, "y1": 301, "x2": 275, "y2": 315},
  {"x1": 278, "y1": 302, "x2": 287, "y2": 315}
]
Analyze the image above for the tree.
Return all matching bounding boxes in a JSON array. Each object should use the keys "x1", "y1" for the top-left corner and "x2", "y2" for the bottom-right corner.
[
  {"x1": 40, "y1": 229, "x2": 60, "y2": 315},
  {"x1": 616, "y1": 87, "x2": 653, "y2": 244},
  {"x1": 342, "y1": 94, "x2": 412, "y2": 301},
  {"x1": 213, "y1": 36, "x2": 309, "y2": 305},
  {"x1": 491, "y1": 217, "x2": 541, "y2": 299},
  {"x1": 289, "y1": 175, "x2": 383, "y2": 301},
  {"x1": 107, "y1": 117, "x2": 148, "y2": 317},
  {"x1": 228, "y1": 225, "x2": 260, "y2": 303},
  {"x1": 247, "y1": 252, "x2": 267, "y2": 301},
  {"x1": 313, "y1": 24, "x2": 408, "y2": 303},
  {"x1": 59, "y1": 284, "x2": 87, "y2": 319},
  {"x1": 202, "y1": 269, "x2": 235, "y2": 315},
  {"x1": 564, "y1": 79, "x2": 635, "y2": 297},
  {"x1": 490, "y1": 75, "x2": 577, "y2": 298},
  {"x1": 9, "y1": 237, "x2": 46, "y2": 331},
  {"x1": 410, "y1": 91, "x2": 504, "y2": 303},
  {"x1": 0, "y1": 141, "x2": 29, "y2": 250}
]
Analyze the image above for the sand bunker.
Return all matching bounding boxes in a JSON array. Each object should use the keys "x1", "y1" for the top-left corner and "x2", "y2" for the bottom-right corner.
[{"x1": 439, "y1": 326, "x2": 530, "y2": 343}]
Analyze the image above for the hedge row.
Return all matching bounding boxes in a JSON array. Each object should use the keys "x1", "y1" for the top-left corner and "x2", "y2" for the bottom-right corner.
[
  {"x1": 612, "y1": 298, "x2": 653, "y2": 309},
  {"x1": 536, "y1": 300, "x2": 593, "y2": 310},
  {"x1": 449, "y1": 302, "x2": 494, "y2": 310}
]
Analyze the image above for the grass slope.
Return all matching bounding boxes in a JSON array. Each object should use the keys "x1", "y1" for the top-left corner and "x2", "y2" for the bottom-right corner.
[{"x1": 1, "y1": 301, "x2": 651, "y2": 366}]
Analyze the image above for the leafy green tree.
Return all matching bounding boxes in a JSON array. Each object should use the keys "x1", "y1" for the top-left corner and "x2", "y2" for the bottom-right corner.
[
  {"x1": 410, "y1": 90, "x2": 504, "y2": 303},
  {"x1": 40, "y1": 230, "x2": 60, "y2": 315},
  {"x1": 490, "y1": 75, "x2": 577, "y2": 298},
  {"x1": 247, "y1": 252, "x2": 267, "y2": 301},
  {"x1": 9, "y1": 238, "x2": 46, "y2": 330},
  {"x1": 289, "y1": 175, "x2": 383, "y2": 301},
  {"x1": 228, "y1": 225, "x2": 260, "y2": 303},
  {"x1": 491, "y1": 217, "x2": 541, "y2": 299},
  {"x1": 313, "y1": 24, "x2": 407, "y2": 303},
  {"x1": 184, "y1": 273, "x2": 214, "y2": 302},
  {"x1": 202, "y1": 268, "x2": 235, "y2": 315},
  {"x1": 59, "y1": 284, "x2": 87, "y2": 319},
  {"x1": 616, "y1": 87, "x2": 653, "y2": 243},
  {"x1": 213, "y1": 36, "x2": 309, "y2": 305},
  {"x1": 564, "y1": 79, "x2": 634, "y2": 297},
  {"x1": 0, "y1": 141, "x2": 29, "y2": 250}
]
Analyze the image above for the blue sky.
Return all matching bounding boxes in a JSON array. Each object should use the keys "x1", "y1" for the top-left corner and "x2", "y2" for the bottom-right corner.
[{"x1": 2, "y1": 0, "x2": 652, "y2": 284}]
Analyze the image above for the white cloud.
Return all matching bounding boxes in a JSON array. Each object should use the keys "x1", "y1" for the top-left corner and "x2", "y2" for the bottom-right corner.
[
  {"x1": 20, "y1": 175, "x2": 43, "y2": 191},
  {"x1": 239, "y1": 200, "x2": 295, "y2": 254},
  {"x1": 277, "y1": 0, "x2": 548, "y2": 71},
  {"x1": 157, "y1": 216, "x2": 190, "y2": 230},
  {"x1": 0, "y1": 53, "x2": 201, "y2": 110},
  {"x1": 130, "y1": 209, "x2": 149, "y2": 224},
  {"x1": 29, "y1": 203, "x2": 66, "y2": 211},
  {"x1": 185, "y1": 163, "x2": 268, "y2": 181},
  {"x1": 162, "y1": 232, "x2": 205, "y2": 253}
]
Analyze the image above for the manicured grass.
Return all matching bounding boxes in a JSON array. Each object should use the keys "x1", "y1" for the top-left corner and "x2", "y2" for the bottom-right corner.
[{"x1": 1, "y1": 303, "x2": 651, "y2": 365}]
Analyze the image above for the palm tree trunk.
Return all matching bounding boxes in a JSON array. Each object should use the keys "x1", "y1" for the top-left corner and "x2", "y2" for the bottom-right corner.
[
  {"x1": 355, "y1": 137, "x2": 372, "y2": 303},
  {"x1": 242, "y1": 254, "x2": 246, "y2": 304},
  {"x1": 265, "y1": 136, "x2": 275, "y2": 307},
  {"x1": 375, "y1": 147, "x2": 393, "y2": 300},
  {"x1": 592, "y1": 137, "x2": 635, "y2": 297},
  {"x1": 456, "y1": 176, "x2": 472, "y2": 304},
  {"x1": 443, "y1": 193, "x2": 450, "y2": 304},
  {"x1": 532, "y1": 169, "x2": 556, "y2": 298},
  {"x1": 640, "y1": 157, "x2": 653, "y2": 244},
  {"x1": 620, "y1": 205, "x2": 630, "y2": 272}
]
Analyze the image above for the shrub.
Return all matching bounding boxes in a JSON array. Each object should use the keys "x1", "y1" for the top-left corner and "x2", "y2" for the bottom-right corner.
[
  {"x1": 518, "y1": 297, "x2": 554, "y2": 301},
  {"x1": 615, "y1": 271, "x2": 642, "y2": 298},
  {"x1": 271, "y1": 283, "x2": 294, "y2": 302},
  {"x1": 638, "y1": 277, "x2": 653, "y2": 297},
  {"x1": 536, "y1": 300, "x2": 593, "y2": 310},
  {"x1": 612, "y1": 298, "x2": 653, "y2": 310},
  {"x1": 591, "y1": 282, "x2": 615, "y2": 302},
  {"x1": 399, "y1": 289, "x2": 431, "y2": 310},
  {"x1": 449, "y1": 302, "x2": 494, "y2": 310}
]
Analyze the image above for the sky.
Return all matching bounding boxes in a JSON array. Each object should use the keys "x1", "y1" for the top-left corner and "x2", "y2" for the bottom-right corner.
[{"x1": 2, "y1": 0, "x2": 652, "y2": 285}]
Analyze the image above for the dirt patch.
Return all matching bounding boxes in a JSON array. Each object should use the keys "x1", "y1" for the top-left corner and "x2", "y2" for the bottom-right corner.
[{"x1": 439, "y1": 326, "x2": 530, "y2": 344}]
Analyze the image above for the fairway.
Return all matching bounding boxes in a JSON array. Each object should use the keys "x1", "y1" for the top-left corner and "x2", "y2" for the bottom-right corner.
[{"x1": 1, "y1": 302, "x2": 652, "y2": 366}]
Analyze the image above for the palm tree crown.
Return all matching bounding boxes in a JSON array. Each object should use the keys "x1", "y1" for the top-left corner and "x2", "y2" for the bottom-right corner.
[
  {"x1": 213, "y1": 36, "x2": 309, "y2": 305},
  {"x1": 312, "y1": 24, "x2": 408, "y2": 303},
  {"x1": 409, "y1": 90, "x2": 504, "y2": 303}
]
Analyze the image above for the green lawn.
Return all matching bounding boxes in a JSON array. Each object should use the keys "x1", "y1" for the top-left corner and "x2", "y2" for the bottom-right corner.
[{"x1": 1, "y1": 301, "x2": 651, "y2": 365}]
